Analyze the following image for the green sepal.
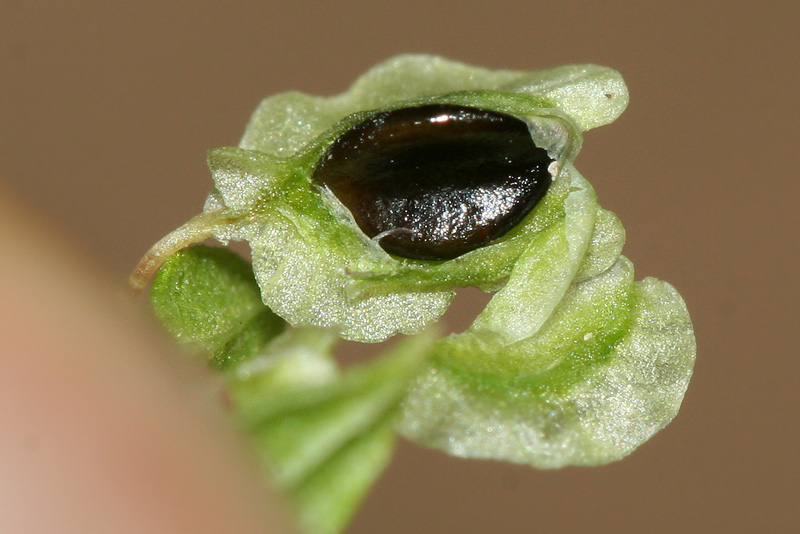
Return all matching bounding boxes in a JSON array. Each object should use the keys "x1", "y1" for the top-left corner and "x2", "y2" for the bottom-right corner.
[
  {"x1": 398, "y1": 267, "x2": 695, "y2": 468},
  {"x1": 240, "y1": 55, "x2": 628, "y2": 157},
  {"x1": 149, "y1": 245, "x2": 284, "y2": 369},
  {"x1": 290, "y1": 421, "x2": 395, "y2": 534},
  {"x1": 229, "y1": 329, "x2": 435, "y2": 533},
  {"x1": 197, "y1": 55, "x2": 628, "y2": 342}
]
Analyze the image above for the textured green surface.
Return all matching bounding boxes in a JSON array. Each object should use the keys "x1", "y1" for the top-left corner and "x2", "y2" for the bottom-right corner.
[
  {"x1": 150, "y1": 245, "x2": 284, "y2": 369},
  {"x1": 399, "y1": 277, "x2": 694, "y2": 468}
]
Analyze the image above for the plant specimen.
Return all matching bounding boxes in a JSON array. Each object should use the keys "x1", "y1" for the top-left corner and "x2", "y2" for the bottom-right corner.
[{"x1": 132, "y1": 55, "x2": 695, "y2": 534}]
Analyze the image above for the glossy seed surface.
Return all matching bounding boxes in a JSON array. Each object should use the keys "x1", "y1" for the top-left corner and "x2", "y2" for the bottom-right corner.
[{"x1": 312, "y1": 104, "x2": 554, "y2": 260}]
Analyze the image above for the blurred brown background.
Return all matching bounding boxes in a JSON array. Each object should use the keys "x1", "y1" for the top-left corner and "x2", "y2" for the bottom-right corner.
[{"x1": 1, "y1": 1, "x2": 797, "y2": 532}]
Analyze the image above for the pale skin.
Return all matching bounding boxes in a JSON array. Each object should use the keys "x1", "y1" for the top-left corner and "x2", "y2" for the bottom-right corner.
[{"x1": 0, "y1": 187, "x2": 290, "y2": 533}]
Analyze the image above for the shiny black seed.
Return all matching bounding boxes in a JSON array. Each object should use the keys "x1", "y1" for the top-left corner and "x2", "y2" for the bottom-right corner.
[{"x1": 312, "y1": 104, "x2": 554, "y2": 260}]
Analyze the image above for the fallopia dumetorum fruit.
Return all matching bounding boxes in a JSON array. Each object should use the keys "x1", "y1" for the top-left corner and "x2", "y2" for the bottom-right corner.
[{"x1": 135, "y1": 55, "x2": 695, "y2": 471}]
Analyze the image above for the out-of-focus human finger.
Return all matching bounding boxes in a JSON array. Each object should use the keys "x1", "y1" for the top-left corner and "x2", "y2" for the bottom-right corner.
[{"x1": 0, "y1": 188, "x2": 292, "y2": 533}]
